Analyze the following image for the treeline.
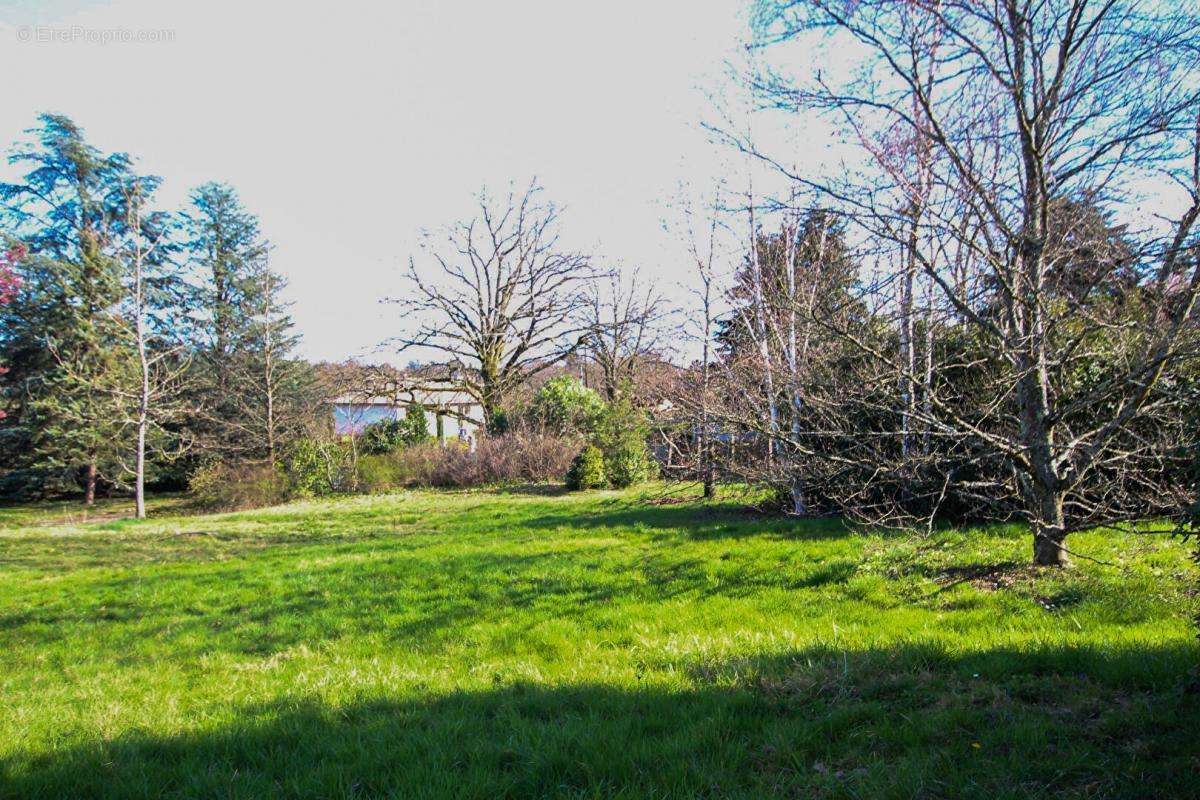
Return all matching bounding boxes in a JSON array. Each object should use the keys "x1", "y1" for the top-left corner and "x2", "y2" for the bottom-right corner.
[
  {"x1": 2, "y1": 4, "x2": 1196, "y2": 571},
  {"x1": 671, "y1": 204, "x2": 1198, "y2": 521},
  {"x1": 0, "y1": 129, "x2": 669, "y2": 513},
  {"x1": 0, "y1": 114, "x2": 321, "y2": 515},
  {"x1": 665, "y1": 0, "x2": 1200, "y2": 566}
]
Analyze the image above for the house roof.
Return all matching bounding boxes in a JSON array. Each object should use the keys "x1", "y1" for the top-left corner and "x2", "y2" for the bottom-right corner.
[{"x1": 331, "y1": 386, "x2": 478, "y2": 408}]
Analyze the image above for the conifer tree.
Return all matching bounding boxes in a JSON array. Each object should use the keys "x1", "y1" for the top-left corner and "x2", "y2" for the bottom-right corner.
[
  {"x1": 180, "y1": 182, "x2": 268, "y2": 459},
  {"x1": 181, "y1": 184, "x2": 311, "y2": 462},
  {"x1": 0, "y1": 114, "x2": 138, "y2": 502}
]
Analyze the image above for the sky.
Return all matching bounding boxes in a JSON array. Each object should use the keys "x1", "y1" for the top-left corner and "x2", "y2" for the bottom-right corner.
[{"x1": 0, "y1": 0, "x2": 764, "y2": 364}]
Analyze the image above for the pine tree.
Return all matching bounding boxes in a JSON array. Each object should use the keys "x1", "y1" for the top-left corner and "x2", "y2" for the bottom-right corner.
[
  {"x1": 236, "y1": 254, "x2": 311, "y2": 463},
  {"x1": 0, "y1": 114, "x2": 138, "y2": 502},
  {"x1": 180, "y1": 182, "x2": 269, "y2": 459},
  {"x1": 180, "y1": 184, "x2": 311, "y2": 463}
]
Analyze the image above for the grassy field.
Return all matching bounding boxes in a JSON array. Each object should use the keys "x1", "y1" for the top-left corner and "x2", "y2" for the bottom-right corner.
[{"x1": 0, "y1": 485, "x2": 1196, "y2": 799}]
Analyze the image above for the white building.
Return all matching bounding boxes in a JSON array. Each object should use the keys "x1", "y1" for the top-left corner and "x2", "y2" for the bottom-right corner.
[{"x1": 331, "y1": 384, "x2": 483, "y2": 444}]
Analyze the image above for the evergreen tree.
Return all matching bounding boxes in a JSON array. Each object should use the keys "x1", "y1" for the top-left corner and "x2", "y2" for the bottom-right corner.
[
  {"x1": 180, "y1": 183, "x2": 268, "y2": 459},
  {"x1": 181, "y1": 183, "x2": 265, "y2": 377},
  {"x1": 180, "y1": 185, "x2": 311, "y2": 462},
  {"x1": 0, "y1": 242, "x2": 23, "y2": 422},
  {"x1": 0, "y1": 114, "x2": 139, "y2": 502},
  {"x1": 234, "y1": 254, "x2": 313, "y2": 462},
  {"x1": 716, "y1": 209, "x2": 860, "y2": 362}
]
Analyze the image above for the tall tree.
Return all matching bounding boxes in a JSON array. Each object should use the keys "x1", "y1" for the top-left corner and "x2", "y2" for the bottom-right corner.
[
  {"x1": 0, "y1": 114, "x2": 138, "y2": 503},
  {"x1": 678, "y1": 182, "x2": 727, "y2": 498},
  {"x1": 745, "y1": 0, "x2": 1200, "y2": 564},
  {"x1": 231, "y1": 254, "x2": 311, "y2": 463},
  {"x1": 180, "y1": 182, "x2": 274, "y2": 459},
  {"x1": 394, "y1": 181, "x2": 593, "y2": 429},
  {"x1": 116, "y1": 181, "x2": 188, "y2": 517},
  {"x1": 713, "y1": 206, "x2": 863, "y2": 514}
]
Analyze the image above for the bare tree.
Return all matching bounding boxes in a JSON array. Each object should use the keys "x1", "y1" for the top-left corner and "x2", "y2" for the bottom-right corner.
[
  {"x1": 393, "y1": 181, "x2": 593, "y2": 429},
  {"x1": 245, "y1": 256, "x2": 285, "y2": 463},
  {"x1": 743, "y1": 181, "x2": 780, "y2": 463},
  {"x1": 53, "y1": 182, "x2": 190, "y2": 518},
  {"x1": 678, "y1": 182, "x2": 728, "y2": 498},
  {"x1": 580, "y1": 270, "x2": 669, "y2": 402},
  {"x1": 122, "y1": 184, "x2": 185, "y2": 518},
  {"x1": 705, "y1": 200, "x2": 865, "y2": 516},
  {"x1": 737, "y1": 0, "x2": 1200, "y2": 564}
]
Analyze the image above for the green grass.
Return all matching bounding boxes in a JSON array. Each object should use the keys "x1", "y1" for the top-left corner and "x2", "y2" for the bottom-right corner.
[
  {"x1": 0, "y1": 485, "x2": 1196, "y2": 799},
  {"x1": 0, "y1": 492, "x2": 190, "y2": 529}
]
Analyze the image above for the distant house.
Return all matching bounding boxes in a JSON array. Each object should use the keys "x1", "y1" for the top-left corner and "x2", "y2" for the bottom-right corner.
[{"x1": 331, "y1": 384, "x2": 483, "y2": 444}]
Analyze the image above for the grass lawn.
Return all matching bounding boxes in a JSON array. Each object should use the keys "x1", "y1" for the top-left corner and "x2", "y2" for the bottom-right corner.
[{"x1": 0, "y1": 485, "x2": 1196, "y2": 799}]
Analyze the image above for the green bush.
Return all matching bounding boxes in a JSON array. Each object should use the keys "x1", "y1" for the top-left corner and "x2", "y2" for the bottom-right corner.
[
  {"x1": 528, "y1": 376, "x2": 605, "y2": 435},
  {"x1": 355, "y1": 453, "x2": 400, "y2": 493},
  {"x1": 487, "y1": 409, "x2": 512, "y2": 436},
  {"x1": 187, "y1": 460, "x2": 288, "y2": 511},
  {"x1": 565, "y1": 445, "x2": 607, "y2": 490},
  {"x1": 283, "y1": 437, "x2": 354, "y2": 496},
  {"x1": 593, "y1": 396, "x2": 656, "y2": 488},
  {"x1": 604, "y1": 436, "x2": 657, "y2": 488},
  {"x1": 358, "y1": 420, "x2": 406, "y2": 455},
  {"x1": 359, "y1": 405, "x2": 429, "y2": 454}
]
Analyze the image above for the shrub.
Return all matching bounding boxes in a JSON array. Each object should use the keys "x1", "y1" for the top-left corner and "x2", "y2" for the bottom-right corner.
[
  {"x1": 604, "y1": 436, "x2": 657, "y2": 488},
  {"x1": 528, "y1": 376, "x2": 606, "y2": 436},
  {"x1": 355, "y1": 453, "x2": 402, "y2": 493},
  {"x1": 487, "y1": 409, "x2": 512, "y2": 436},
  {"x1": 429, "y1": 433, "x2": 579, "y2": 487},
  {"x1": 355, "y1": 433, "x2": 578, "y2": 490},
  {"x1": 358, "y1": 420, "x2": 406, "y2": 455},
  {"x1": 283, "y1": 437, "x2": 355, "y2": 496},
  {"x1": 565, "y1": 445, "x2": 607, "y2": 490},
  {"x1": 355, "y1": 446, "x2": 441, "y2": 492},
  {"x1": 187, "y1": 460, "x2": 288, "y2": 511},
  {"x1": 358, "y1": 404, "x2": 429, "y2": 455},
  {"x1": 593, "y1": 396, "x2": 656, "y2": 488}
]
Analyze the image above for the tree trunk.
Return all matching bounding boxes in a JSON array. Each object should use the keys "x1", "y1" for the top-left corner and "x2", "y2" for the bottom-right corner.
[
  {"x1": 479, "y1": 358, "x2": 503, "y2": 435},
  {"x1": 482, "y1": 403, "x2": 499, "y2": 435},
  {"x1": 899, "y1": 237, "x2": 915, "y2": 462},
  {"x1": 135, "y1": 421, "x2": 146, "y2": 519},
  {"x1": 702, "y1": 426, "x2": 715, "y2": 499},
  {"x1": 790, "y1": 478, "x2": 806, "y2": 516},
  {"x1": 84, "y1": 460, "x2": 96, "y2": 506},
  {"x1": 133, "y1": 196, "x2": 150, "y2": 520},
  {"x1": 1032, "y1": 487, "x2": 1070, "y2": 566}
]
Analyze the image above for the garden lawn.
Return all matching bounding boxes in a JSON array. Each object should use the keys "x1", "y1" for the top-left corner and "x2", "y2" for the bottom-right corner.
[{"x1": 0, "y1": 485, "x2": 1196, "y2": 799}]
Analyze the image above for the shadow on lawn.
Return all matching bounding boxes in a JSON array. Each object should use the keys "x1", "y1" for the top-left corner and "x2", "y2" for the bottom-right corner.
[
  {"x1": 3, "y1": 642, "x2": 1196, "y2": 800},
  {"x1": 482, "y1": 482, "x2": 570, "y2": 497},
  {"x1": 521, "y1": 502, "x2": 853, "y2": 541}
]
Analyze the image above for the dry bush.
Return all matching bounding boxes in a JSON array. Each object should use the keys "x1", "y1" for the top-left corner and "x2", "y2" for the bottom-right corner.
[
  {"x1": 187, "y1": 460, "x2": 289, "y2": 511},
  {"x1": 356, "y1": 433, "x2": 578, "y2": 491}
]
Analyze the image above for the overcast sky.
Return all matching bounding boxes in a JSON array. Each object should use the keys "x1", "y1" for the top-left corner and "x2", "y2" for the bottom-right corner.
[{"x1": 0, "y1": 0, "x2": 759, "y2": 363}]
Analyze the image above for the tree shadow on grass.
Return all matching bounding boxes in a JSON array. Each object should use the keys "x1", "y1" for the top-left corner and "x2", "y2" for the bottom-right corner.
[
  {"x1": 521, "y1": 503, "x2": 855, "y2": 541},
  {"x1": 3, "y1": 642, "x2": 1196, "y2": 800},
  {"x1": 482, "y1": 483, "x2": 570, "y2": 497}
]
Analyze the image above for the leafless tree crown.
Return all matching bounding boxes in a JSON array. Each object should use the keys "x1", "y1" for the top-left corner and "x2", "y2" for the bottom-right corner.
[{"x1": 392, "y1": 181, "x2": 594, "y2": 425}]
